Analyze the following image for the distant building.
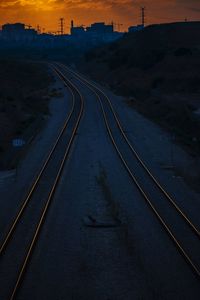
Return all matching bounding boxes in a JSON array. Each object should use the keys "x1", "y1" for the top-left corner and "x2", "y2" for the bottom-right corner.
[
  {"x1": 71, "y1": 26, "x2": 85, "y2": 36},
  {"x1": 128, "y1": 24, "x2": 144, "y2": 33},
  {"x1": 70, "y1": 20, "x2": 85, "y2": 36},
  {"x1": 2, "y1": 23, "x2": 37, "y2": 41},
  {"x1": 34, "y1": 33, "x2": 70, "y2": 48},
  {"x1": 86, "y1": 22, "x2": 122, "y2": 46},
  {"x1": 0, "y1": 21, "x2": 123, "y2": 50},
  {"x1": 86, "y1": 22, "x2": 114, "y2": 34},
  {"x1": 69, "y1": 20, "x2": 123, "y2": 49}
]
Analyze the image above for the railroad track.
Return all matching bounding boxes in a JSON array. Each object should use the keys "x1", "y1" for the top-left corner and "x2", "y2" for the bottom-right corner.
[
  {"x1": 0, "y1": 64, "x2": 84, "y2": 300},
  {"x1": 56, "y1": 62, "x2": 200, "y2": 278}
]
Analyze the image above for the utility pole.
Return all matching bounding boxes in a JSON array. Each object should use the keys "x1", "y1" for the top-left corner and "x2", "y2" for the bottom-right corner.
[
  {"x1": 141, "y1": 6, "x2": 146, "y2": 26},
  {"x1": 59, "y1": 18, "x2": 64, "y2": 35},
  {"x1": 70, "y1": 20, "x2": 74, "y2": 35},
  {"x1": 111, "y1": 21, "x2": 114, "y2": 31}
]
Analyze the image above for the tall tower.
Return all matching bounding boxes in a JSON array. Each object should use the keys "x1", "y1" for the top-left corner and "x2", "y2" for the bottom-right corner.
[
  {"x1": 141, "y1": 6, "x2": 146, "y2": 26},
  {"x1": 70, "y1": 20, "x2": 74, "y2": 35},
  {"x1": 60, "y1": 18, "x2": 64, "y2": 35}
]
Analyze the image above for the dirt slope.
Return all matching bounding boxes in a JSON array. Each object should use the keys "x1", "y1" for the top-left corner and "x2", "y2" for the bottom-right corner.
[
  {"x1": 0, "y1": 60, "x2": 53, "y2": 169},
  {"x1": 82, "y1": 21, "x2": 200, "y2": 155}
]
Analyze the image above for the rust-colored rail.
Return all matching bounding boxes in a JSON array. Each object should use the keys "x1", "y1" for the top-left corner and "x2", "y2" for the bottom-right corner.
[{"x1": 57, "y1": 62, "x2": 200, "y2": 278}]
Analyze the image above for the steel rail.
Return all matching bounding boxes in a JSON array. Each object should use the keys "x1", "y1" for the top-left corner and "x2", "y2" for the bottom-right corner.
[
  {"x1": 59, "y1": 63, "x2": 200, "y2": 238},
  {"x1": 9, "y1": 65, "x2": 84, "y2": 300},
  {"x1": 57, "y1": 63, "x2": 200, "y2": 278},
  {"x1": 0, "y1": 65, "x2": 76, "y2": 256}
]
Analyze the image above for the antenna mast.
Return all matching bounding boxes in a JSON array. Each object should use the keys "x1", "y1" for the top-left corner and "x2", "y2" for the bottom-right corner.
[{"x1": 141, "y1": 6, "x2": 146, "y2": 26}]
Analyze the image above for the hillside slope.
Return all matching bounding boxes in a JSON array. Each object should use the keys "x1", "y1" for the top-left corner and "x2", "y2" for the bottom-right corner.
[
  {"x1": 0, "y1": 60, "x2": 53, "y2": 170},
  {"x1": 82, "y1": 22, "x2": 200, "y2": 155}
]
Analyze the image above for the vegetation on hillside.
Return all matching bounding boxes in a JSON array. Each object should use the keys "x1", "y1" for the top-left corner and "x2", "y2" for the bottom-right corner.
[
  {"x1": 83, "y1": 22, "x2": 200, "y2": 156},
  {"x1": 0, "y1": 60, "x2": 53, "y2": 169}
]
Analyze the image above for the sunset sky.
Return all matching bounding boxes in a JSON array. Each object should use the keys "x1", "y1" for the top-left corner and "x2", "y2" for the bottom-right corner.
[{"x1": 0, "y1": 0, "x2": 200, "y2": 33}]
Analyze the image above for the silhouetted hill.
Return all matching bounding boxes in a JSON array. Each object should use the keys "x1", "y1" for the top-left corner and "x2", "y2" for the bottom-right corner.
[{"x1": 82, "y1": 21, "x2": 200, "y2": 155}]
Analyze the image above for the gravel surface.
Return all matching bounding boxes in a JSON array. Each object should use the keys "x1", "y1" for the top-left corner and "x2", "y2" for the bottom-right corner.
[
  {"x1": 1, "y1": 66, "x2": 200, "y2": 299},
  {"x1": 17, "y1": 69, "x2": 200, "y2": 299},
  {"x1": 96, "y1": 83, "x2": 200, "y2": 231}
]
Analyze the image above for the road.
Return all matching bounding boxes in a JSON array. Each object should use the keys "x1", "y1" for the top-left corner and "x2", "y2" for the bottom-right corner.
[{"x1": 0, "y1": 63, "x2": 200, "y2": 299}]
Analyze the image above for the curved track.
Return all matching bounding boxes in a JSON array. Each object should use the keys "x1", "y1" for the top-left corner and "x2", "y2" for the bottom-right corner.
[
  {"x1": 56, "y1": 62, "x2": 200, "y2": 278},
  {"x1": 0, "y1": 64, "x2": 84, "y2": 300}
]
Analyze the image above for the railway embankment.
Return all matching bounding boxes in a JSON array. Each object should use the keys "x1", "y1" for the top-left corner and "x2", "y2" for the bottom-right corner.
[
  {"x1": 0, "y1": 60, "x2": 59, "y2": 171},
  {"x1": 79, "y1": 21, "x2": 200, "y2": 191}
]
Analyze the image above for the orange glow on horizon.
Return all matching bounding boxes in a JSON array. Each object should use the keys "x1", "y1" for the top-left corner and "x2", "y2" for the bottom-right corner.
[{"x1": 0, "y1": 0, "x2": 199, "y2": 33}]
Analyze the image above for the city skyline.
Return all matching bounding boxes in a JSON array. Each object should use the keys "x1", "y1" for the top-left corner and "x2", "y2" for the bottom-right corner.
[{"x1": 0, "y1": 0, "x2": 200, "y2": 33}]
